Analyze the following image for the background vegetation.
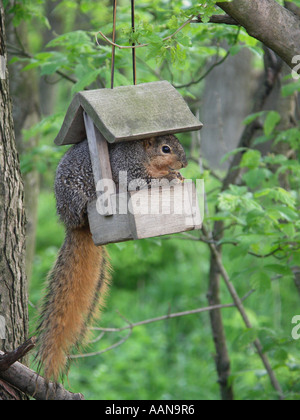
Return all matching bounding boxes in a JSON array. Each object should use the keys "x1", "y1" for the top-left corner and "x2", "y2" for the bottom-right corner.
[{"x1": 4, "y1": 0, "x2": 300, "y2": 400}]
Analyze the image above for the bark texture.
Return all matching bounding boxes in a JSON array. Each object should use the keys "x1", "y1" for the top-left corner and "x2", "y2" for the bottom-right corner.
[
  {"x1": 0, "y1": 0, "x2": 28, "y2": 399},
  {"x1": 6, "y1": 16, "x2": 41, "y2": 281}
]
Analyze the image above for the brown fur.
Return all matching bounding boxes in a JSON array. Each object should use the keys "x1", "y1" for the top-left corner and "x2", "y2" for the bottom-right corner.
[
  {"x1": 37, "y1": 226, "x2": 111, "y2": 381},
  {"x1": 145, "y1": 155, "x2": 183, "y2": 179}
]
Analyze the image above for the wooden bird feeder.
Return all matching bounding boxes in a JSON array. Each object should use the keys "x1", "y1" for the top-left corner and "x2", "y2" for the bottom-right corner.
[{"x1": 54, "y1": 81, "x2": 203, "y2": 246}]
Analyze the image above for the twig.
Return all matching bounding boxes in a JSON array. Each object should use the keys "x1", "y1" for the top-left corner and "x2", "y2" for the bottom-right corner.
[
  {"x1": 70, "y1": 329, "x2": 133, "y2": 359},
  {"x1": 70, "y1": 296, "x2": 254, "y2": 360},
  {"x1": 6, "y1": 45, "x2": 79, "y2": 86},
  {"x1": 96, "y1": 16, "x2": 194, "y2": 50},
  {"x1": 0, "y1": 337, "x2": 36, "y2": 372},
  {"x1": 90, "y1": 296, "x2": 254, "y2": 334},
  {"x1": 174, "y1": 27, "x2": 241, "y2": 89}
]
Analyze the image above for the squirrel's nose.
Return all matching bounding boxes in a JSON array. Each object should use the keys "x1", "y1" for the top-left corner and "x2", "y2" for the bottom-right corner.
[{"x1": 182, "y1": 159, "x2": 188, "y2": 169}]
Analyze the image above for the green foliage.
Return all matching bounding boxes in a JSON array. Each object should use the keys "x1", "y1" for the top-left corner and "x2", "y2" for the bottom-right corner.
[
  {"x1": 10, "y1": 0, "x2": 241, "y2": 93},
  {"x1": 4, "y1": 0, "x2": 50, "y2": 28},
  {"x1": 216, "y1": 129, "x2": 300, "y2": 268}
]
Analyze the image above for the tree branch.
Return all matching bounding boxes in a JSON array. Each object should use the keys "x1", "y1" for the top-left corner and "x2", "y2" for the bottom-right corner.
[
  {"x1": 69, "y1": 297, "x2": 254, "y2": 361},
  {"x1": 284, "y1": 1, "x2": 300, "y2": 18},
  {"x1": 70, "y1": 329, "x2": 133, "y2": 359},
  {"x1": 174, "y1": 27, "x2": 241, "y2": 89},
  {"x1": 192, "y1": 14, "x2": 239, "y2": 25},
  {"x1": 217, "y1": 0, "x2": 300, "y2": 69},
  {"x1": 91, "y1": 298, "x2": 254, "y2": 333},
  {"x1": 6, "y1": 44, "x2": 79, "y2": 85},
  {"x1": 0, "y1": 351, "x2": 84, "y2": 400},
  {"x1": 0, "y1": 337, "x2": 36, "y2": 371}
]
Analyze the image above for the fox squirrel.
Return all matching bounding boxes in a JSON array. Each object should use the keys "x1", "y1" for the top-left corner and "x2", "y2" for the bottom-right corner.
[{"x1": 36, "y1": 134, "x2": 188, "y2": 381}]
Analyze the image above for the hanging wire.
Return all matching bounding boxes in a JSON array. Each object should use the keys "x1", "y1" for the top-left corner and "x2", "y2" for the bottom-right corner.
[
  {"x1": 111, "y1": 0, "x2": 117, "y2": 89},
  {"x1": 110, "y1": 0, "x2": 137, "y2": 88},
  {"x1": 131, "y1": 0, "x2": 137, "y2": 85}
]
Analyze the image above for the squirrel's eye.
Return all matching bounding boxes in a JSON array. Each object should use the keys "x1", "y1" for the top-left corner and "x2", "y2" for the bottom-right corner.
[{"x1": 162, "y1": 145, "x2": 171, "y2": 154}]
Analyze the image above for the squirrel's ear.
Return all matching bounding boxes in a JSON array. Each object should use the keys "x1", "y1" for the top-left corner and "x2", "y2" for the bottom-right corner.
[{"x1": 143, "y1": 137, "x2": 155, "y2": 150}]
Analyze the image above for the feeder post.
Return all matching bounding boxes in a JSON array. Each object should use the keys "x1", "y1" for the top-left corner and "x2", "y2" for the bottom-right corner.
[{"x1": 83, "y1": 112, "x2": 114, "y2": 216}]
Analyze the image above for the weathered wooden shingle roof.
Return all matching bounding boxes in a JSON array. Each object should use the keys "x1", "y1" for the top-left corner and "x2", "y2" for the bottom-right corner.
[{"x1": 54, "y1": 81, "x2": 203, "y2": 145}]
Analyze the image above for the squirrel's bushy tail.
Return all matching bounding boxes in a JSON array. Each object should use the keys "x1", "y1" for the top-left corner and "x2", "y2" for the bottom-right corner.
[{"x1": 36, "y1": 226, "x2": 111, "y2": 381}]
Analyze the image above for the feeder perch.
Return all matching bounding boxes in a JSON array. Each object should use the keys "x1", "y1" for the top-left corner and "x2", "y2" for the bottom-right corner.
[{"x1": 54, "y1": 81, "x2": 204, "y2": 246}]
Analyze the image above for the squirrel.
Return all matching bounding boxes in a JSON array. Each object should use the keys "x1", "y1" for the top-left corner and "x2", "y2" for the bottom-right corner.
[{"x1": 36, "y1": 134, "x2": 188, "y2": 381}]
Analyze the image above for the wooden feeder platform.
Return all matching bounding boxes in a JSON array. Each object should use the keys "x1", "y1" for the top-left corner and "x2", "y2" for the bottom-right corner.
[{"x1": 54, "y1": 81, "x2": 204, "y2": 246}]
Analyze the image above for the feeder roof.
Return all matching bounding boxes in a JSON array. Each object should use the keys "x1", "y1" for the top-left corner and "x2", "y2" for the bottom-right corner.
[{"x1": 54, "y1": 81, "x2": 203, "y2": 145}]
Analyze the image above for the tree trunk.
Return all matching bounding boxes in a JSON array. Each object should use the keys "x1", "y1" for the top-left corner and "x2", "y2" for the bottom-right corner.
[
  {"x1": 200, "y1": 47, "x2": 255, "y2": 168},
  {"x1": 0, "y1": 0, "x2": 28, "y2": 400},
  {"x1": 6, "y1": 15, "x2": 41, "y2": 281}
]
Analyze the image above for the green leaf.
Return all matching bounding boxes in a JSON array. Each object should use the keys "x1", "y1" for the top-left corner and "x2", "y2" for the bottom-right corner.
[
  {"x1": 245, "y1": 208, "x2": 266, "y2": 225},
  {"x1": 229, "y1": 44, "x2": 243, "y2": 56},
  {"x1": 250, "y1": 271, "x2": 271, "y2": 292},
  {"x1": 71, "y1": 69, "x2": 101, "y2": 94},
  {"x1": 254, "y1": 187, "x2": 296, "y2": 207},
  {"x1": 273, "y1": 348, "x2": 288, "y2": 364},
  {"x1": 235, "y1": 328, "x2": 258, "y2": 349},
  {"x1": 46, "y1": 31, "x2": 92, "y2": 49},
  {"x1": 40, "y1": 61, "x2": 65, "y2": 76},
  {"x1": 243, "y1": 111, "x2": 265, "y2": 126},
  {"x1": 242, "y1": 168, "x2": 271, "y2": 189},
  {"x1": 252, "y1": 135, "x2": 273, "y2": 146},
  {"x1": 263, "y1": 111, "x2": 281, "y2": 136},
  {"x1": 282, "y1": 79, "x2": 300, "y2": 97},
  {"x1": 240, "y1": 150, "x2": 261, "y2": 169},
  {"x1": 264, "y1": 264, "x2": 293, "y2": 276},
  {"x1": 272, "y1": 206, "x2": 299, "y2": 222},
  {"x1": 220, "y1": 147, "x2": 247, "y2": 164}
]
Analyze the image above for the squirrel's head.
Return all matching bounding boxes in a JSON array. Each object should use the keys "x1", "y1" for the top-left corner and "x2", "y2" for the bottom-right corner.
[{"x1": 142, "y1": 135, "x2": 188, "y2": 178}]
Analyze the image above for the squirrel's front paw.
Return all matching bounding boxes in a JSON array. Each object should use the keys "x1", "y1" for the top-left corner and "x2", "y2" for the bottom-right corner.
[{"x1": 166, "y1": 171, "x2": 185, "y2": 184}]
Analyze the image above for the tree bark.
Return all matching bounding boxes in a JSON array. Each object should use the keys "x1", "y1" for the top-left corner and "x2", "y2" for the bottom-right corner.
[
  {"x1": 6, "y1": 15, "x2": 41, "y2": 281},
  {"x1": 217, "y1": 0, "x2": 300, "y2": 69},
  {"x1": 0, "y1": 0, "x2": 28, "y2": 400}
]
